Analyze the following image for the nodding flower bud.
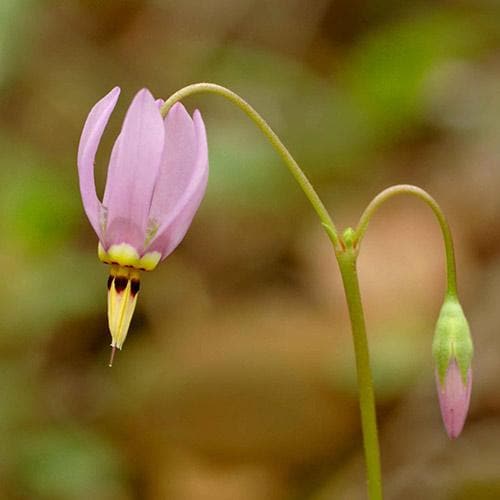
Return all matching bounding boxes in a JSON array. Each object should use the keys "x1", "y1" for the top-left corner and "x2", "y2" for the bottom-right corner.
[{"x1": 432, "y1": 297, "x2": 473, "y2": 439}]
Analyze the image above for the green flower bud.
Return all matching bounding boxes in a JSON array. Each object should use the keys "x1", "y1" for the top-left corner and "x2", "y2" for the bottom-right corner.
[
  {"x1": 432, "y1": 296, "x2": 474, "y2": 438},
  {"x1": 432, "y1": 297, "x2": 473, "y2": 384}
]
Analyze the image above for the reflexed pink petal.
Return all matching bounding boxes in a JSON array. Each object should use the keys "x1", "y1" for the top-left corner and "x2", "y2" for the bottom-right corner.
[
  {"x1": 77, "y1": 87, "x2": 120, "y2": 239},
  {"x1": 435, "y1": 361, "x2": 472, "y2": 439},
  {"x1": 103, "y1": 89, "x2": 165, "y2": 250},
  {"x1": 149, "y1": 103, "x2": 197, "y2": 218},
  {"x1": 102, "y1": 132, "x2": 121, "y2": 208},
  {"x1": 147, "y1": 108, "x2": 208, "y2": 258}
]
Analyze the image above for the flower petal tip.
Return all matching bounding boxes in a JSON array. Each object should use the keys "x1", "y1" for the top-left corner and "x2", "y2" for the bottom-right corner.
[
  {"x1": 168, "y1": 101, "x2": 190, "y2": 119},
  {"x1": 135, "y1": 87, "x2": 155, "y2": 101},
  {"x1": 128, "y1": 88, "x2": 158, "y2": 113}
]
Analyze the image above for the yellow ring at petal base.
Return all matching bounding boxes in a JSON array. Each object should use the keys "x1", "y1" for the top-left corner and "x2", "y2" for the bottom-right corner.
[{"x1": 98, "y1": 242, "x2": 161, "y2": 271}]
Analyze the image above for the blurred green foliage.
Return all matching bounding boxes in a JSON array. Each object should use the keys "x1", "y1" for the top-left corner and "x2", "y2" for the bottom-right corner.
[
  {"x1": 342, "y1": 8, "x2": 490, "y2": 141},
  {"x1": 15, "y1": 428, "x2": 125, "y2": 500},
  {"x1": 0, "y1": 161, "x2": 80, "y2": 255}
]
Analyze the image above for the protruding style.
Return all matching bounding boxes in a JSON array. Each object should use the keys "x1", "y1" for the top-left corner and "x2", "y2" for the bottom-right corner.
[{"x1": 77, "y1": 88, "x2": 209, "y2": 361}]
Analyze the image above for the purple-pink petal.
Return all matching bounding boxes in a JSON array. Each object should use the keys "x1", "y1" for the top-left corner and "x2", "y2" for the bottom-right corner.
[
  {"x1": 147, "y1": 108, "x2": 208, "y2": 258},
  {"x1": 149, "y1": 103, "x2": 198, "y2": 220},
  {"x1": 435, "y1": 360, "x2": 472, "y2": 439},
  {"x1": 77, "y1": 87, "x2": 120, "y2": 239},
  {"x1": 103, "y1": 89, "x2": 165, "y2": 251}
]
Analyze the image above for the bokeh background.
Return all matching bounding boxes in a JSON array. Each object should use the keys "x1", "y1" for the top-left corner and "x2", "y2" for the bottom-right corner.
[{"x1": 0, "y1": 1, "x2": 499, "y2": 499}]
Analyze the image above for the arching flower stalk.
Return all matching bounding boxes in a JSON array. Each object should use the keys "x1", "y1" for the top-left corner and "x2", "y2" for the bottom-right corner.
[{"x1": 77, "y1": 88, "x2": 208, "y2": 365}]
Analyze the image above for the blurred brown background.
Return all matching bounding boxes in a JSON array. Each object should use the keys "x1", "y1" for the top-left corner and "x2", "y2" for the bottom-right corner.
[{"x1": 0, "y1": 1, "x2": 499, "y2": 499}]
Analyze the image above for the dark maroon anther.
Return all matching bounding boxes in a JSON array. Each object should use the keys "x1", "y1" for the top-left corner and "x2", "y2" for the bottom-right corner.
[
  {"x1": 130, "y1": 279, "x2": 140, "y2": 297},
  {"x1": 114, "y1": 276, "x2": 128, "y2": 293}
]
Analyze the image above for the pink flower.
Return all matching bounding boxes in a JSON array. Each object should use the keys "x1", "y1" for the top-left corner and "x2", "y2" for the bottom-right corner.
[
  {"x1": 435, "y1": 360, "x2": 472, "y2": 439},
  {"x1": 77, "y1": 87, "x2": 208, "y2": 362}
]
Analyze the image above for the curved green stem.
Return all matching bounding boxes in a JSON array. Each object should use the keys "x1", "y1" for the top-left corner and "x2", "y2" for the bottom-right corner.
[
  {"x1": 354, "y1": 184, "x2": 458, "y2": 298},
  {"x1": 160, "y1": 83, "x2": 340, "y2": 249}
]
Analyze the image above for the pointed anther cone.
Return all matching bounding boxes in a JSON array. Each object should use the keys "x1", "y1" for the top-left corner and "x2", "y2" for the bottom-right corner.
[
  {"x1": 435, "y1": 360, "x2": 472, "y2": 439},
  {"x1": 107, "y1": 266, "x2": 141, "y2": 362}
]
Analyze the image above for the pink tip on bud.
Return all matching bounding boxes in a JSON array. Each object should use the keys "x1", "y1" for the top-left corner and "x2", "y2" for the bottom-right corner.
[{"x1": 435, "y1": 360, "x2": 472, "y2": 439}]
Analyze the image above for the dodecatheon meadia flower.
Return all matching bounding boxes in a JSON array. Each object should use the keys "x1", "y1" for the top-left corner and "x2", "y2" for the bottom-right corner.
[
  {"x1": 432, "y1": 297, "x2": 473, "y2": 438},
  {"x1": 78, "y1": 87, "x2": 208, "y2": 365}
]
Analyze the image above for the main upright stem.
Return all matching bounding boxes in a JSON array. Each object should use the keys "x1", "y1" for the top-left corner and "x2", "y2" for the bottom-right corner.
[
  {"x1": 337, "y1": 246, "x2": 383, "y2": 500},
  {"x1": 161, "y1": 83, "x2": 383, "y2": 499}
]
